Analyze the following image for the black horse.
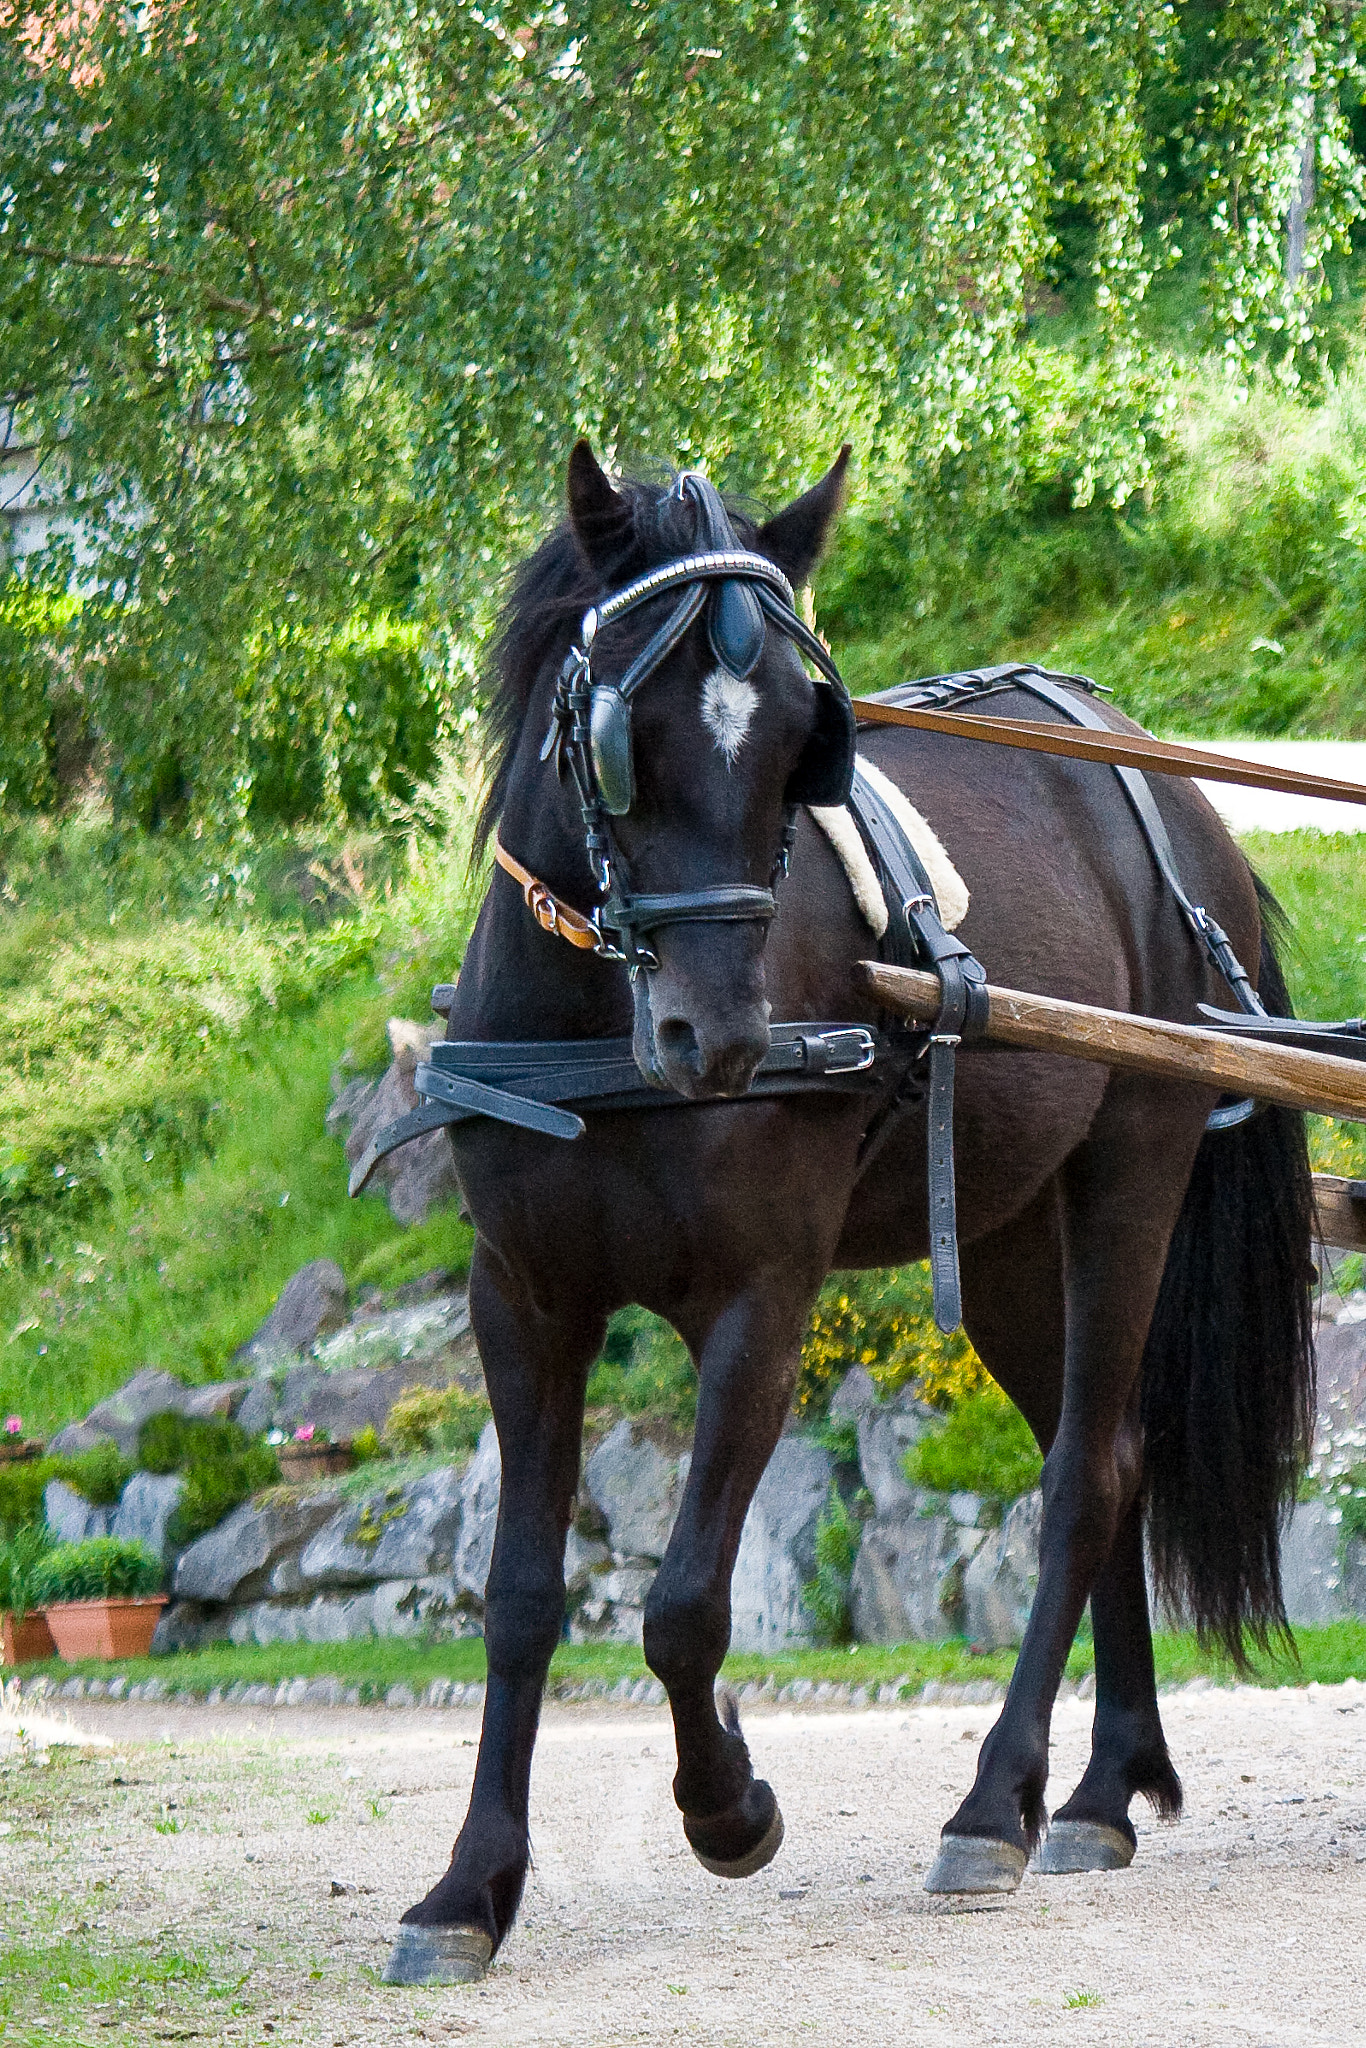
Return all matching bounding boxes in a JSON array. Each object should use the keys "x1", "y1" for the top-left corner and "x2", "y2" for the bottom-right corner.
[{"x1": 383, "y1": 443, "x2": 1313, "y2": 1983}]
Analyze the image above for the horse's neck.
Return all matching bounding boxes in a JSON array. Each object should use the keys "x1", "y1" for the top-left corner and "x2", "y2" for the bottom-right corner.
[{"x1": 448, "y1": 759, "x2": 631, "y2": 1044}]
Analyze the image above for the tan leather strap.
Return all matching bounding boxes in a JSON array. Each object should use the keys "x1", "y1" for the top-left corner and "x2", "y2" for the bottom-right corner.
[
  {"x1": 853, "y1": 700, "x2": 1366, "y2": 809},
  {"x1": 494, "y1": 839, "x2": 602, "y2": 951}
]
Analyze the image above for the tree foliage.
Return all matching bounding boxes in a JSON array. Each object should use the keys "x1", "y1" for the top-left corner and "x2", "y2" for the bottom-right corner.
[{"x1": 1, "y1": 0, "x2": 1362, "y2": 823}]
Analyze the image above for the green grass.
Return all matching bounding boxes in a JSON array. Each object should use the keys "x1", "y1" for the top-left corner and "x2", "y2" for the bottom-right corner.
[
  {"x1": 0, "y1": 1934, "x2": 214, "y2": 2013},
  {"x1": 0, "y1": 980, "x2": 473, "y2": 1436},
  {"x1": 11, "y1": 1620, "x2": 1366, "y2": 1700},
  {"x1": 819, "y1": 361, "x2": 1366, "y2": 741}
]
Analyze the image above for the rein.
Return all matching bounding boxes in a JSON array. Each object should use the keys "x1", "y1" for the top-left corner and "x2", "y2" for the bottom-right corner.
[{"x1": 853, "y1": 691, "x2": 1366, "y2": 810}]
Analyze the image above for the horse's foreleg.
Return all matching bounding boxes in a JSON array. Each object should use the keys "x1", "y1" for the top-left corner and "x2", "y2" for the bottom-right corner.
[
  {"x1": 385, "y1": 1244, "x2": 602, "y2": 1985},
  {"x1": 643, "y1": 1284, "x2": 808, "y2": 1878},
  {"x1": 930, "y1": 1083, "x2": 1202, "y2": 1895}
]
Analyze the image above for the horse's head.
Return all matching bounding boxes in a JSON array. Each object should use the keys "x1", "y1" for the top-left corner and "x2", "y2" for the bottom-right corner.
[{"x1": 555, "y1": 441, "x2": 853, "y2": 1099}]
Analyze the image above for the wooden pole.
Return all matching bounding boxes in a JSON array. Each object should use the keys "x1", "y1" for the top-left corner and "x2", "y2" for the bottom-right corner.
[{"x1": 858, "y1": 961, "x2": 1366, "y2": 1125}]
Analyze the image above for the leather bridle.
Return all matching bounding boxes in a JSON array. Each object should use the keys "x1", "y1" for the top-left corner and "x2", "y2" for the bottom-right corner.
[{"x1": 526, "y1": 474, "x2": 856, "y2": 972}]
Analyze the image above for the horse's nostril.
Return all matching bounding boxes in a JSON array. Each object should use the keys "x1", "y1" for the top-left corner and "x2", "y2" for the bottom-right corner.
[{"x1": 656, "y1": 1018, "x2": 703, "y2": 1076}]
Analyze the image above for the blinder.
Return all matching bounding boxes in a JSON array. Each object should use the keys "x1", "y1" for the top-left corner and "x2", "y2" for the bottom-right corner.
[
  {"x1": 588, "y1": 685, "x2": 635, "y2": 816},
  {"x1": 786, "y1": 678, "x2": 857, "y2": 809}
]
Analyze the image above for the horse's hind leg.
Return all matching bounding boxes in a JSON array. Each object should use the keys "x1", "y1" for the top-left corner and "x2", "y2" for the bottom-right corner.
[
  {"x1": 1037, "y1": 1479, "x2": 1182, "y2": 1871},
  {"x1": 930, "y1": 1083, "x2": 1203, "y2": 1894},
  {"x1": 385, "y1": 1245, "x2": 602, "y2": 1985},
  {"x1": 643, "y1": 1281, "x2": 810, "y2": 1877}
]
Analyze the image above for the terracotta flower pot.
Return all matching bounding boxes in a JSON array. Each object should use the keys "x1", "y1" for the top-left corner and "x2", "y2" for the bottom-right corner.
[
  {"x1": 42, "y1": 1597, "x2": 168, "y2": 1662},
  {"x1": 0, "y1": 1439, "x2": 43, "y2": 1463},
  {"x1": 278, "y1": 1442, "x2": 354, "y2": 1483},
  {"x1": 1, "y1": 1610, "x2": 57, "y2": 1665}
]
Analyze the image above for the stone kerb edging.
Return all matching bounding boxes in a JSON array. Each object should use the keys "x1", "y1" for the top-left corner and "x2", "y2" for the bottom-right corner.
[{"x1": 5, "y1": 1670, "x2": 1090, "y2": 1713}]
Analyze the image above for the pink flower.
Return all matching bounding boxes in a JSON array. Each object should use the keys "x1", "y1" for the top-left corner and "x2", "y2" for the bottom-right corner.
[
  {"x1": 293, "y1": 1424, "x2": 316, "y2": 1443},
  {"x1": 4, "y1": 1416, "x2": 21, "y2": 1436}
]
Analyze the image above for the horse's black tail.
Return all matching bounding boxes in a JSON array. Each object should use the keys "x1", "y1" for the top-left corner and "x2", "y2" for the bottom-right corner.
[{"x1": 1141, "y1": 876, "x2": 1316, "y2": 1666}]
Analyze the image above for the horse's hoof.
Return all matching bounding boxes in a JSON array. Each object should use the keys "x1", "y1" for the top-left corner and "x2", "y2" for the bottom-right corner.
[
  {"x1": 923, "y1": 1835, "x2": 1027, "y2": 1895},
  {"x1": 687, "y1": 1796, "x2": 785, "y2": 1879},
  {"x1": 382, "y1": 1923, "x2": 494, "y2": 1985},
  {"x1": 1032, "y1": 1820, "x2": 1135, "y2": 1874}
]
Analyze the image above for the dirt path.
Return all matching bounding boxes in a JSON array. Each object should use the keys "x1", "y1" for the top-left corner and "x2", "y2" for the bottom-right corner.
[{"x1": 2, "y1": 1682, "x2": 1364, "y2": 2046}]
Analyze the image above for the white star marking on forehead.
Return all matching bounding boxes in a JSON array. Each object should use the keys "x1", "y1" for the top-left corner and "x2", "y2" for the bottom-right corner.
[{"x1": 700, "y1": 668, "x2": 760, "y2": 765}]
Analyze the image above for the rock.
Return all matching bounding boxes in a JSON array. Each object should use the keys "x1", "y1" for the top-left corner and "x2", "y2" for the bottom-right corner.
[
  {"x1": 313, "y1": 1293, "x2": 475, "y2": 1377},
  {"x1": 584, "y1": 1421, "x2": 687, "y2": 1562},
  {"x1": 453, "y1": 1421, "x2": 501, "y2": 1602},
  {"x1": 216, "y1": 1578, "x2": 478, "y2": 1646},
  {"x1": 829, "y1": 1366, "x2": 879, "y2": 1423},
  {"x1": 569, "y1": 1588, "x2": 648, "y2": 1645},
  {"x1": 173, "y1": 1493, "x2": 343, "y2": 1605},
  {"x1": 50, "y1": 1367, "x2": 192, "y2": 1458},
  {"x1": 49, "y1": 1368, "x2": 252, "y2": 1457},
  {"x1": 390, "y1": 1269, "x2": 460, "y2": 1307},
  {"x1": 152, "y1": 1600, "x2": 232, "y2": 1655},
  {"x1": 856, "y1": 1396, "x2": 934, "y2": 1520},
  {"x1": 344, "y1": 1021, "x2": 462, "y2": 1225},
  {"x1": 300, "y1": 1469, "x2": 464, "y2": 1588},
  {"x1": 236, "y1": 1259, "x2": 348, "y2": 1365},
  {"x1": 178, "y1": 1380, "x2": 252, "y2": 1421},
  {"x1": 730, "y1": 1435, "x2": 836, "y2": 1652},
  {"x1": 850, "y1": 1510, "x2": 962, "y2": 1643},
  {"x1": 963, "y1": 1490, "x2": 1043, "y2": 1647},
  {"x1": 110, "y1": 1472, "x2": 185, "y2": 1563},
  {"x1": 43, "y1": 1479, "x2": 111, "y2": 1544},
  {"x1": 948, "y1": 1491, "x2": 983, "y2": 1528},
  {"x1": 325, "y1": 1074, "x2": 377, "y2": 1138},
  {"x1": 235, "y1": 1293, "x2": 479, "y2": 1442},
  {"x1": 45, "y1": 1419, "x2": 117, "y2": 1457},
  {"x1": 1280, "y1": 1499, "x2": 1358, "y2": 1626},
  {"x1": 564, "y1": 1525, "x2": 611, "y2": 1599}
]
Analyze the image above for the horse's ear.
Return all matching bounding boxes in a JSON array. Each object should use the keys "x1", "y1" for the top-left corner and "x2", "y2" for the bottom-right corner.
[
  {"x1": 567, "y1": 439, "x2": 634, "y2": 571},
  {"x1": 756, "y1": 445, "x2": 852, "y2": 588}
]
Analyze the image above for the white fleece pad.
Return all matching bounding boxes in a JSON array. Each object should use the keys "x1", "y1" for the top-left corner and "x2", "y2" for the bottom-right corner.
[{"x1": 809, "y1": 755, "x2": 969, "y2": 934}]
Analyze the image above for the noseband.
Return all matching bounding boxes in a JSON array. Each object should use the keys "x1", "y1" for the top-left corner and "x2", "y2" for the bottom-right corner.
[{"x1": 530, "y1": 475, "x2": 856, "y2": 971}]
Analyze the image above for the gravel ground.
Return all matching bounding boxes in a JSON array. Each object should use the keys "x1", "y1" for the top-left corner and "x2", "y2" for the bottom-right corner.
[{"x1": 2, "y1": 1681, "x2": 1364, "y2": 2046}]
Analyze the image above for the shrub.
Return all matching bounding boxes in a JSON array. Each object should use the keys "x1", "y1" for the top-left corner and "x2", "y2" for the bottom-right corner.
[
  {"x1": 0, "y1": 1441, "x2": 134, "y2": 1533},
  {"x1": 796, "y1": 1263, "x2": 991, "y2": 1420},
  {"x1": 137, "y1": 1410, "x2": 251, "y2": 1474},
  {"x1": 382, "y1": 1384, "x2": 492, "y2": 1458},
  {"x1": 0, "y1": 1523, "x2": 54, "y2": 1615},
  {"x1": 0, "y1": 1462, "x2": 50, "y2": 1534},
  {"x1": 52, "y1": 1441, "x2": 135, "y2": 1505},
  {"x1": 350, "y1": 1424, "x2": 385, "y2": 1463},
  {"x1": 164, "y1": 1442, "x2": 281, "y2": 1550},
  {"x1": 907, "y1": 1389, "x2": 1043, "y2": 1504},
  {"x1": 802, "y1": 1486, "x2": 861, "y2": 1646},
  {"x1": 584, "y1": 1307, "x2": 696, "y2": 1428},
  {"x1": 1333, "y1": 1468, "x2": 1366, "y2": 1549},
  {"x1": 32, "y1": 1537, "x2": 162, "y2": 1604}
]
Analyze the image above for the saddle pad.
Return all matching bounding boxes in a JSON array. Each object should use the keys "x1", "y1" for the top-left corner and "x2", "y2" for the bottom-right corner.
[{"x1": 809, "y1": 755, "x2": 969, "y2": 935}]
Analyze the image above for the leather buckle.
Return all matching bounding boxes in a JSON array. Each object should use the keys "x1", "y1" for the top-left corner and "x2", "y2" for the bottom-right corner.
[
  {"x1": 527, "y1": 884, "x2": 560, "y2": 935},
  {"x1": 811, "y1": 1028, "x2": 877, "y2": 1075}
]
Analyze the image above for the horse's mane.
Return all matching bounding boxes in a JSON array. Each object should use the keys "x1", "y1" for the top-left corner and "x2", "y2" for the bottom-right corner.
[{"x1": 474, "y1": 472, "x2": 762, "y2": 855}]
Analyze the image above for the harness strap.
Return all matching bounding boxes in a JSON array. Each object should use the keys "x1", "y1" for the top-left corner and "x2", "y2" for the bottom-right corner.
[
  {"x1": 844, "y1": 758, "x2": 989, "y2": 1333},
  {"x1": 494, "y1": 839, "x2": 603, "y2": 951},
  {"x1": 348, "y1": 1020, "x2": 894, "y2": 1198}
]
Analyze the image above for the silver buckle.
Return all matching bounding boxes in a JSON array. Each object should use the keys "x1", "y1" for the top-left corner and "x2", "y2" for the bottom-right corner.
[
  {"x1": 590, "y1": 910, "x2": 628, "y2": 964},
  {"x1": 817, "y1": 1028, "x2": 877, "y2": 1075}
]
